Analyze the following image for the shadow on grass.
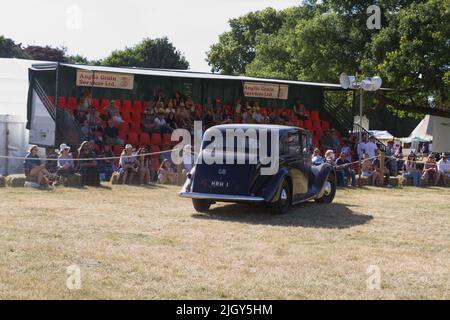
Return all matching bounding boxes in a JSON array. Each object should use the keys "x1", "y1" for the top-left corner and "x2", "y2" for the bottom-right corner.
[{"x1": 192, "y1": 201, "x2": 373, "y2": 229}]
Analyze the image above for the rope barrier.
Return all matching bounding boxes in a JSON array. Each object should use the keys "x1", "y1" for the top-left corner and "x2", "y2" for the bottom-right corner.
[{"x1": 0, "y1": 148, "x2": 184, "y2": 162}]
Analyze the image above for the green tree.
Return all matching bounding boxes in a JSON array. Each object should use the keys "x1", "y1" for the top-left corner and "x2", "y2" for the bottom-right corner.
[
  {"x1": 67, "y1": 54, "x2": 90, "y2": 65},
  {"x1": 101, "y1": 37, "x2": 189, "y2": 69},
  {"x1": 206, "y1": 7, "x2": 287, "y2": 74},
  {"x1": 0, "y1": 35, "x2": 29, "y2": 59},
  {"x1": 24, "y1": 45, "x2": 67, "y2": 62}
]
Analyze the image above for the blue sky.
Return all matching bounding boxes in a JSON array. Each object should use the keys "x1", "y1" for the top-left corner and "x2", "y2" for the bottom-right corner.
[{"x1": 1, "y1": 0, "x2": 300, "y2": 71}]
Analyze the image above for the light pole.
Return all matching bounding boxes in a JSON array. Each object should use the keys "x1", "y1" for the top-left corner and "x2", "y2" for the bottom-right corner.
[{"x1": 339, "y1": 73, "x2": 382, "y2": 141}]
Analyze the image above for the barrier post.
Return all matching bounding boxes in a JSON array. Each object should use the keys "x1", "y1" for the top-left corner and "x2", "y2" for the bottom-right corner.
[{"x1": 380, "y1": 151, "x2": 385, "y2": 186}]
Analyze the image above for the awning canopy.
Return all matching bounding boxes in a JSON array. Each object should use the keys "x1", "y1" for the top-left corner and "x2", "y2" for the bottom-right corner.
[{"x1": 31, "y1": 62, "x2": 344, "y2": 89}]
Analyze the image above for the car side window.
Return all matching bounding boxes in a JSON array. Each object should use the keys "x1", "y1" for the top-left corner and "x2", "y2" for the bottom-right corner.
[{"x1": 280, "y1": 132, "x2": 301, "y2": 155}]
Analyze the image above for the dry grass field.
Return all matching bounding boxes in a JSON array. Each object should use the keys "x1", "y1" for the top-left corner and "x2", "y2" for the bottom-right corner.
[{"x1": 0, "y1": 184, "x2": 449, "y2": 299}]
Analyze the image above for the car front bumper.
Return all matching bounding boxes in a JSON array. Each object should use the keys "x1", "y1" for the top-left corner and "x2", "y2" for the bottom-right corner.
[{"x1": 179, "y1": 192, "x2": 265, "y2": 202}]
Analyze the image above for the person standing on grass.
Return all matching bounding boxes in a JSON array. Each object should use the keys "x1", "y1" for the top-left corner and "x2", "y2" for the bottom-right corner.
[{"x1": 23, "y1": 145, "x2": 51, "y2": 186}]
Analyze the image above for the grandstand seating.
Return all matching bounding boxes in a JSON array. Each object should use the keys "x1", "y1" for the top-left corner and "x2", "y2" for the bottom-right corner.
[{"x1": 51, "y1": 96, "x2": 343, "y2": 154}]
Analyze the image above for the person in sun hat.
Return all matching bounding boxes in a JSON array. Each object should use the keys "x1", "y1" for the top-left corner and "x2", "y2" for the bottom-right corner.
[
  {"x1": 23, "y1": 145, "x2": 52, "y2": 186},
  {"x1": 118, "y1": 144, "x2": 138, "y2": 184},
  {"x1": 56, "y1": 143, "x2": 75, "y2": 186}
]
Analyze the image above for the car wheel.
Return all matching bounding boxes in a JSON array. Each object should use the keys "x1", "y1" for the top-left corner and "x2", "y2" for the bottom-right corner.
[
  {"x1": 192, "y1": 199, "x2": 211, "y2": 213},
  {"x1": 272, "y1": 179, "x2": 291, "y2": 214},
  {"x1": 315, "y1": 173, "x2": 336, "y2": 203}
]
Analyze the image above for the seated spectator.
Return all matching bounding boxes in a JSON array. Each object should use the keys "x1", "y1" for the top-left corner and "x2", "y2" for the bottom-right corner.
[
  {"x1": 158, "y1": 159, "x2": 177, "y2": 184},
  {"x1": 252, "y1": 107, "x2": 264, "y2": 124},
  {"x1": 98, "y1": 144, "x2": 115, "y2": 182},
  {"x1": 340, "y1": 138, "x2": 352, "y2": 162},
  {"x1": 77, "y1": 141, "x2": 100, "y2": 186},
  {"x1": 324, "y1": 149, "x2": 336, "y2": 165},
  {"x1": 330, "y1": 129, "x2": 341, "y2": 153},
  {"x1": 45, "y1": 147, "x2": 59, "y2": 176},
  {"x1": 118, "y1": 144, "x2": 138, "y2": 184},
  {"x1": 212, "y1": 108, "x2": 223, "y2": 125},
  {"x1": 336, "y1": 151, "x2": 356, "y2": 187},
  {"x1": 104, "y1": 120, "x2": 124, "y2": 145},
  {"x1": 136, "y1": 148, "x2": 151, "y2": 185},
  {"x1": 361, "y1": 153, "x2": 382, "y2": 186},
  {"x1": 436, "y1": 152, "x2": 450, "y2": 186},
  {"x1": 143, "y1": 109, "x2": 159, "y2": 133},
  {"x1": 202, "y1": 108, "x2": 214, "y2": 128},
  {"x1": 385, "y1": 141, "x2": 398, "y2": 176},
  {"x1": 240, "y1": 106, "x2": 251, "y2": 124},
  {"x1": 293, "y1": 98, "x2": 308, "y2": 120},
  {"x1": 174, "y1": 91, "x2": 185, "y2": 107},
  {"x1": 154, "y1": 108, "x2": 172, "y2": 133},
  {"x1": 104, "y1": 100, "x2": 123, "y2": 126},
  {"x1": 422, "y1": 154, "x2": 438, "y2": 185},
  {"x1": 23, "y1": 145, "x2": 51, "y2": 186},
  {"x1": 402, "y1": 152, "x2": 421, "y2": 187},
  {"x1": 321, "y1": 130, "x2": 333, "y2": 151},
  {"x1": 312, "y1": 148, "x2": 324, "y2": 165},
  {"x1": 75, "y1": 108, "x2": 87, "y2": 126},
  {"x1": 166, "y1": 111, "x2": 178, "y2": 131},
  {"x1": 56, "y1": 143, "x2": 75, "y2": 186}
]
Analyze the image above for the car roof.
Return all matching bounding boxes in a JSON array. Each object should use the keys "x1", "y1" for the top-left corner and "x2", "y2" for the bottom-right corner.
[{"x1": 209, "y1": 124, "x2": 309, "y2": 134}]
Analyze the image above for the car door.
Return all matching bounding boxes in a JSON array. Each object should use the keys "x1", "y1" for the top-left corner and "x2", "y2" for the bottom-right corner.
[{"x1": 281, "y1": 130, "x2": 308, "y2": 202}]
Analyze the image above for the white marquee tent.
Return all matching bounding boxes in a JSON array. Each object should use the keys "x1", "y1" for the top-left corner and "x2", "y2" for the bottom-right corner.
[{"x1": 400, "y1": 115, "x2": 450, "y2": 153}]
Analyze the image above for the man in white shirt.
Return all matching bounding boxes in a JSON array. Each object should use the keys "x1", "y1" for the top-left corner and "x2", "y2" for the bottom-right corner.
[
  {"x1": 357, "y1": 134, "x2": 368, "y2": 160},
  {"x1": 365, "y1": 136, "x2": 378, "y2": 159},
  {"x1": 436, "y1": 152, "x2": 450, "y2": 186}
]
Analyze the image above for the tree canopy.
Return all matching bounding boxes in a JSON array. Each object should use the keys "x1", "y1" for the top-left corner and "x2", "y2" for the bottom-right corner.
[
  {"x1": 207, "y1": 0, "x2": 450, "y2": 111},
  {"x1": 101, "y1": 37, "x2": 189, "y2": 70}
]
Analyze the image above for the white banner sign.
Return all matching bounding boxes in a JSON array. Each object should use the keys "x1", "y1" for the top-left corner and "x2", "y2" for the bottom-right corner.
[
  {"x1": 76, "y1": 70, "x2": 134, "y2": 90},
  {"x1": 243, "y1": 82, "x2": 289, "y2": 100}
]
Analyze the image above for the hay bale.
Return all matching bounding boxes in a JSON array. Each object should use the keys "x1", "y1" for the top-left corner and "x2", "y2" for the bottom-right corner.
[
  {"x1": 65, "y1": 174, "x2": 82, "y2": 187},
  {"x1": 388, "y1": 176, "x2": 401, "y2": 187},
  {"x1": 356, "y1": 175, "x2": 372, "y2": 186},
  {"x1": 6, "y1": 174, "x2": 26, "y2": 188},
  {"x1": 0, "y1": 175, "x2": 5, "y2": 187}
]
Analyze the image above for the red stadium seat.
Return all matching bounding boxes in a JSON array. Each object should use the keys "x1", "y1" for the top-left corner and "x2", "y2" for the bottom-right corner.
[
  {"x1": 131, "y1": 112, "x2": 141, "y2": 123},
  {"x1": 118, "y1": 132, "x2": 127, "y2": 142},
  {"x1": 129, "y1": 122, "x2": 141, "y2": 134},
  {"x1": 48, "y1": 96, "x2": 55, "y2": 105},
  {"x1": 310, "y1": 110, "x2": 320, "y2": 121},
  {"x1": 121, "y1": 112, "x2": 131, "y2": 122},
  {"x1": 140, "y1": 132, "x2": 150, "y2": 145},
  {"x1": 150, "y1": 145, "x2": 161, "y2": 158},
  {"x1": 127, "y1": 132, "x2": 139, "y2": 145},
  {"x1": 162, "y1": 133, "x2": 173, "y2": 145},
  {"x1": 312, "y1": 120, "x2": 322, "y2": 131},
  {"x1": 113, "y1": 145, "x2": 124, "y2": 157},
  {"x1": 101, "y1": 98, "x2": 110, "y2": 108},
  {"x1": 321, "y1": 120, "x2": 330, "y2": 130},
  {"x1": 133, "y1": 101, "x2": 143, "y2": 113},
  {"x1": 122, "y1": 100, "x2": 132, "y2": 112},
  {"x1": 151, "y1": 133, "x2": 162, "y2": 145},
  {"x1": 91, "y1": 98, "x2": 100, "y2": 109},
  {"x1": 275, "y1": 108, "x2": 284, "y2": 116},
  {"x1": 57, "y1": 96, "x2": 67, "y2": 109},
  {"x1": 143, "y1": 101, "x2": 151, "y2": 109},
  {"x1": 67, "y1": 97, "x2": 77, "y2": 109},
  {"x1": 304, "y1": 120, "x2": 313, "y2": 132}
]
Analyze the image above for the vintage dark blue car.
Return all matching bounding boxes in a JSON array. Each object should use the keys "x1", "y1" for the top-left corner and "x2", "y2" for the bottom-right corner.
[{"x1": 179, "y1": 124, "x2": 336, "y2": 214}]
